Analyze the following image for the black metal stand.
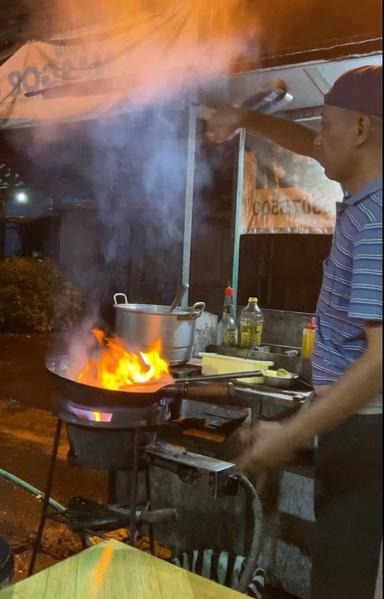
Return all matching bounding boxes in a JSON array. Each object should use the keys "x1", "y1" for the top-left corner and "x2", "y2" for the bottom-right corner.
[
  {"x1": 28, "y1": 419, "x2": 63, "y2": 576},
  {"x1": 128, "y1": 429, "x2": 139, "y2": 546},
  {"x1": 145, "y1": 464, "x2": 155, "y2": 555},
  {"x1": 28, "y1": 420, "x2": 158, "y2": 576}
]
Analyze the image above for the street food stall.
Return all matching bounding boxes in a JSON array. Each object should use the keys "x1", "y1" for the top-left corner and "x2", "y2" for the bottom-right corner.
[{"x1": 0, "y1": 1, "x2": 381, "y2": 597}]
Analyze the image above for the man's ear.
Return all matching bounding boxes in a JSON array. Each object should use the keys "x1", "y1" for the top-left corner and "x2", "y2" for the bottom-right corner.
[{"x1": 355, "y1": 114, "x2": 371, "y2": 147}]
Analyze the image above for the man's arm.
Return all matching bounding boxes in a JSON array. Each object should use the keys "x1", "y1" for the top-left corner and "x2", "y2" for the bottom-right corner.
[
  {"x1": 238, "y1": 322, "x2": 382, "y2": 471},
  {"x1": 206, "y1": 106, "x2": 319, "y2": 160}
]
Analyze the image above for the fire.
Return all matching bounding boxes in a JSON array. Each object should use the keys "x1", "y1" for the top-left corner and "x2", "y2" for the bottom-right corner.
[{"x1": 75, "y1": 329, "x2": 171, "y2": 391}]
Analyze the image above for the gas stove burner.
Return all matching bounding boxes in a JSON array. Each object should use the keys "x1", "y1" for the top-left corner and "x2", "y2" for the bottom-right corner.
[
  {"x1": 54, "y1": 397, "x2": 168, "y2": 429},
  {"x1": 53, "y1": 396, "x2": 168, "y2": 469}
]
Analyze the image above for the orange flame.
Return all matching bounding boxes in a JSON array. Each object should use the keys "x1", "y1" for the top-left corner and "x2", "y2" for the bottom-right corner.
[{"x1": 76, "y1": 329, "x2": 171, "y2": 391}]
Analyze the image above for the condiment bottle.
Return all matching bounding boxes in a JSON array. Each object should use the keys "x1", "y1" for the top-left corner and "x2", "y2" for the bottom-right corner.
[
  {"x1": 239, "y1": 297, "x2": 264, "y2": 349},
  {"x1": 216, "y1": 287, "x2": 238, "y2": 346},
  {"x1": 301, "y1": 316, "x2": 317, "y2": 359}
]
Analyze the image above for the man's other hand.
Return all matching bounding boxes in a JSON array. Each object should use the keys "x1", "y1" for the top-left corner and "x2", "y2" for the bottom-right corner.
[{"x1": 237, "y1": 421, "x2": 298, "y2": 474}]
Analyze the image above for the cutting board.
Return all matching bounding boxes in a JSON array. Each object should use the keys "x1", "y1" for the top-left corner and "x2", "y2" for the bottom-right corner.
[{"x1": 0, "y1": 540, "x2": 246, "y2": 598}]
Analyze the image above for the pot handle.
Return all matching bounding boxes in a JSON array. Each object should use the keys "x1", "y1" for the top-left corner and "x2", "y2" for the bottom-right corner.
[
  {"x1": 177, "y1": 301, "x2": 206, "y2": 321},
  {"x1": 113, "y1": 293, "x2": 129, "y2": 305}
]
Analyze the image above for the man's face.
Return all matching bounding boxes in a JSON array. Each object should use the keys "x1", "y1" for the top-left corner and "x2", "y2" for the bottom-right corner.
[{"x1": 314, "y1": 105, "x2": 358, "y2": 183}]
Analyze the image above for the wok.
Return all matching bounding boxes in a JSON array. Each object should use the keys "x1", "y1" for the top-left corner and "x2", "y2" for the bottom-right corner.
[{"x1": 46, "y1": 355, "x2": 262, "y2": 409}]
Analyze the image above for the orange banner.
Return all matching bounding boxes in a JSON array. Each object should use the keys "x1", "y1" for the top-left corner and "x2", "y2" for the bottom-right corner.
[{"x1": 242, "y1": 142, "x2": 342, "y2": 234}]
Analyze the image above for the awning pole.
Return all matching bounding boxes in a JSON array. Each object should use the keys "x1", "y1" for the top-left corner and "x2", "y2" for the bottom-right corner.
[
  {"x1": 231, "y1": 128, "x2": 246, "y2": 317},
  {"x1": 181, "y1": 103, "x2": 197, "y2": 307}
]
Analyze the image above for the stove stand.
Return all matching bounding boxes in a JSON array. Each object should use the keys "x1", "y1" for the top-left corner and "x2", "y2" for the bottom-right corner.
[
  {"x1": 28, "y1": 418, "x2": 63, "y2": 576},
  {"x1": 28, "y1": 406, "x2": 168, "y2": 576},
  {"x1": 29, "y1": 366, "x2": 307, "y2": 576}
]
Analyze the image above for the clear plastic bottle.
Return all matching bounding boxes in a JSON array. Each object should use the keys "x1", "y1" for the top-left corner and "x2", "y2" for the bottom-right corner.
[
  {"x1": 301, "y1": 316, "x2": 317, "y2": 359},
  {"x1": 239, "y1": 297, "x2": 264, "y2": 349},
  {"x1": 216, "y1": 287, "x2": 238, "y2": 346}
]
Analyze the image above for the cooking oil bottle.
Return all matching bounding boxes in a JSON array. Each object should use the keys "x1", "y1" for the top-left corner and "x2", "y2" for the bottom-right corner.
[
  {"x1": 239, "y1": 297, "x2": 264, "y2": 349},
  {"x1": 216, "y1": 287, "x2": 238, "y2": 346},
  {"x1": 301, "y1": 316, "x2": 317, "y2": 358}
]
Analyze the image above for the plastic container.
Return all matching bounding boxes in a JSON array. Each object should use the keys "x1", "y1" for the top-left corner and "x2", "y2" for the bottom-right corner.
[
  {"x1": 239, "y1": 298, "x2": 264, "y2": 349},
  {"x1": 216, "y1": 287, "x2": 238, "y2": 346},
  {"x1": 200, "y1": 352, "x2": 274, "y2": 384},
  {"x1": 301, "y1": 316, "x2": 317, "y2": 359}
]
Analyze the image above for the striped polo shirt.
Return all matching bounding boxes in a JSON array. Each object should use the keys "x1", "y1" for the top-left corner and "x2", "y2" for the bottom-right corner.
[{"x1": 312, "y1": 177, "x2": 382, "y2": 412}]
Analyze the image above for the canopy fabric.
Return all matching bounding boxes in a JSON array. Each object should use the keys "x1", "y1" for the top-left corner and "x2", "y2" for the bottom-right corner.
[
  {"x1": 0, "y1": 0, "x2": 253, "y2": 129},
  {"x1": 0, "y1": 0, "x2": 381, "y2": 129}
]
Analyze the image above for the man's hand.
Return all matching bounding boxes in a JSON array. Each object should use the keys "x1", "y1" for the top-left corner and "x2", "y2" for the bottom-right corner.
[
  {"x1": 206, "y1": 104, "x2": 318, "y2": 158},
  {"x1": 237, "y1": 421, "x2": 298, "y2": 474},
  {"x1": 206, "y1": 105, "x2": 245, "y2": 143}
]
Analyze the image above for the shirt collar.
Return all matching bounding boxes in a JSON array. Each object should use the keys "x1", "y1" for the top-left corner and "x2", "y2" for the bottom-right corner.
[{"x1": 343, "y1": 176, "x2": 383, "y2": 206}]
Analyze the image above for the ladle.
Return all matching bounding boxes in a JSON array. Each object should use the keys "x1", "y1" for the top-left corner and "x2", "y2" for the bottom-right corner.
[{"x1": 169, "y1": 283, "x2": 189, "y2": 312}]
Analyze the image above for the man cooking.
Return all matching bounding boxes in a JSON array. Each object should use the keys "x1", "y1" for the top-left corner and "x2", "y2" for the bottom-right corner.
[{"x1": 206, "y1": 65, "x2": 382, "y2": 599}]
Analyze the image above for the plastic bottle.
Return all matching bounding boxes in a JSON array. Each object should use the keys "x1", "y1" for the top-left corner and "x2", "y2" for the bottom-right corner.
[
  {"x1": 301, "y1": 316, "x2": 317, "y2": 359},
  {"x1": 216, "y1": 287, "x2": 238, "y2": 346},
  {"x1": 239, "y1": 297, "x2": 264, "y2": 349}
]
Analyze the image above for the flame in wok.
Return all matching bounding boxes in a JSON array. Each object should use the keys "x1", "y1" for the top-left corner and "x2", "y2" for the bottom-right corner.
[{"x1": 76, "y1": 329, "x2": 172, "y2": 391}]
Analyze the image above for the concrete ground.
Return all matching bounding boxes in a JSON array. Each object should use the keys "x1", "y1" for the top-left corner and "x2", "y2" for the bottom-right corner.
[{"x1": 0, "y1": 334, "x2": 298, "y2": 597}]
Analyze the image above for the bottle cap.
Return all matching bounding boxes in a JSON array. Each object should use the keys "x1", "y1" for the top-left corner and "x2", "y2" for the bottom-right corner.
[
  {"x1": 310, "y1": 316, "x2": 317, "y2": 329},
  {"x1": 248, "y1": 297, "x2": 258, "y2": 302},
  {"x1": 225, "y1": 287, "x2": 234, "y2": 296}
]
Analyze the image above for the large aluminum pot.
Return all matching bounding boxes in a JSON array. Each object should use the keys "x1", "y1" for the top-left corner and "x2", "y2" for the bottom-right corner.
[{"x1": 113, "y1": 293, "x2": 206, "y2": 365}]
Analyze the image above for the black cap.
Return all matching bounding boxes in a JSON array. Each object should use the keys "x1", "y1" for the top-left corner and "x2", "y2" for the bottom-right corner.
[{"x1": 324, "y1": 65, "x2": 382, "y2": 117}]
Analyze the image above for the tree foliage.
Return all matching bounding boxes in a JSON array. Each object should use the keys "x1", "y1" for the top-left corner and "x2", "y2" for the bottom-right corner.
[{"x1": 0, "y1": 257, "x2": 84, "y2": 333}]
